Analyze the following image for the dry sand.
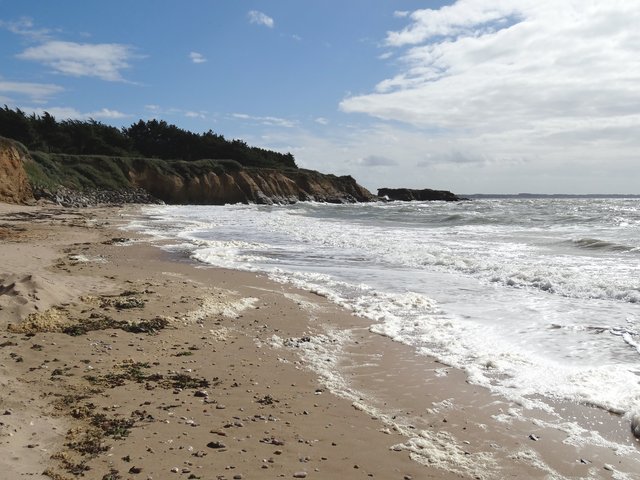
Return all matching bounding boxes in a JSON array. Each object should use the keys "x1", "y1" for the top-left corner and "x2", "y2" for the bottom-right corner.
[{"x1": 1, "y1": 202, "x2": 638, "y2": 480}]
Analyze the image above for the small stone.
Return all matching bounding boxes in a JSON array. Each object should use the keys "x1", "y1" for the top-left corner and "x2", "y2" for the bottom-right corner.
[
  {"x1": 194, "y1": 390, "x2": 208, "y2": 398},
  {"x1": 170, "y1": 467, "x2": 180, "y2": 473},
  {"x1": 404, "y1": 476, "x2": 413, "y2": 480},
  {"x1": 207, "y1": 441, "x2": 226, "y2": 449},
  {"x1": 129, "y1": 466, "x2": 143, "y2": 474},
  {"x1": 293, "y1": 472, "x2": 308, "y2": 478},
  {"x1": 528, "y1": 434, "x2": 540, "y2": 441},
  {"x1": 233, "y1": 475, "x2": 243, "y2": 479},
  {"x1": 603, "y1": 464, "x2": 614, "y2": 472}
]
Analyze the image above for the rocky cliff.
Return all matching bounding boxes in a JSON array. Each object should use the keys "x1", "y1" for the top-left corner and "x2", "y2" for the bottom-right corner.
[
  {"x1": 377, "y1": 187, "x2": 462, "y2": 202},
  {"x1": 0, "y1": 138, "x2": 34, "y2": 204}
]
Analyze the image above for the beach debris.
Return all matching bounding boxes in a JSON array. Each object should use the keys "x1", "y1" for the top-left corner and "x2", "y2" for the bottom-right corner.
[
  {"x1": 528, "y1": 433, "x2": 540, "y2": 441},
  {"x1": 256, "y1": 394, "x2": 277, "y2": 405},
  {"x1": 293, "y1": 472, "x2": 308, "y2": 478},
  {"x1": 102, "y1": 237, "x2": 130, "y2": 245},
  {"x1": 207, "y1": 440, "x2": 226, "y2": 449}
]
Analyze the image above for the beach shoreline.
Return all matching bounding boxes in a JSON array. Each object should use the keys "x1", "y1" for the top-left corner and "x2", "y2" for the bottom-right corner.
[{"x1": 1, "y1": 202, "x2": 638, "y2": 479}]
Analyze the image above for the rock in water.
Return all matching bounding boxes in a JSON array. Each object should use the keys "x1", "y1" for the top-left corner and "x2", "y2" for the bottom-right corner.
[
  {"x1": 631, "y1": 412, "x2": 640, "y2": 439},
  {"x1": 377, "y1": 187, "x2": 462, "y2": 202}
]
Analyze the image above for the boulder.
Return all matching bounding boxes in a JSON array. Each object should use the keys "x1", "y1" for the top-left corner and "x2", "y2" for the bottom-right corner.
[{"x1": 377, "y1": 187, "x2": 462, "y2": 202}]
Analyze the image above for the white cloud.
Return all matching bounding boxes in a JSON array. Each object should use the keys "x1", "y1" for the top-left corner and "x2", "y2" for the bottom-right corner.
[
  {"x1": 314, "y1": 117, "x2": 329, "y2": 125},
  {"x1": 337, "y1": 0, "x2": 640, "y2": 192},
  {"x1": 24, "y1": 106, "x2": 130, "y2": 121},
  {"x1": 232, "y1": 112, "x2": 296, "y2": 128},
  {"x1": 89, "y1": 108, "x2": 129, "y2": 119},
  {"x1": 0, "y1": 17, "x2": 52, "y2": 41},
  {"x1": 17, "y1": 40, "x2": 136, "y2": 81},
  {"x1": 0, "y1": 80, "x2": 63, "y2": 102},
  {"x1": 189, "y1": 51, "x2": 206, "y2": 64},
  {"x1": 248, "y1": 10, "x2": 275, "y2": 28},
  {"x1": 185, "y1": 111, "x2": 206, "y2": 119}
]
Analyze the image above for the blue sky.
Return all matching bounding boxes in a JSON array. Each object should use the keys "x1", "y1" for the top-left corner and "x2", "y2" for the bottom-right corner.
[{"x1": 1, "y1": 1, "x2": 640, "y2": 194}]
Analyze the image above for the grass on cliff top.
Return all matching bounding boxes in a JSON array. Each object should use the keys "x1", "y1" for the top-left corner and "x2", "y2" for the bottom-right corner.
[{"x1": 23, "y1": 150, "x2": 246, "y2": 191}]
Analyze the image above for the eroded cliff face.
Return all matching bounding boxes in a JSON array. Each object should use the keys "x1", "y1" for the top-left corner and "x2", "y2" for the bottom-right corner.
[
  {"x1": 0, "y1": 138, "x2": 34, "y2": 204},
  {"x1": 1, "y1": 135, "x2": 372, "y2": 206},
  {"x1": 128, "y1": 166, "x2": 373, "y2": 205}
]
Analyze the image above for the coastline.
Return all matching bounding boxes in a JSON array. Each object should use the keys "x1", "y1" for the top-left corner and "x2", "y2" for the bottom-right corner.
[{"x1": 1, "y1": 202, "x2": 638, "y2": 479}]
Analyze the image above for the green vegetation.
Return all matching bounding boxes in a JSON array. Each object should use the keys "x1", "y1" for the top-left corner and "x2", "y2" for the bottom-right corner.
[
  {"x1": 0, "y1": 106, "x2": 297, "y2": 170},
  {"x1": 19, "y1": 150, "x2": 248, "y2": 191}
]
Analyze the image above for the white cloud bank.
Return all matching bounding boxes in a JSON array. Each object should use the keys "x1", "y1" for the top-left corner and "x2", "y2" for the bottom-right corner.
[
  {"x1": 25, "y1": 106, "x2": 130, "y2": 121},
  {"x1": 232, "y1": 112, "x2": 296, "y2": 128},
  {"x1": 189, "y1": 51, "x2": 207, "y2": 64},
  {"x1": 0, "y1": 80, "x2": 63, "y2": 102},
  {"x1": 17, "y1": 40, "x2": 136, "y2": 81},
  {"x1": 248, "y1": 10, "x2": 274, "y2": 28},
  {"x1": 337, "y1": 0, "x2": 640, "y2": 193}
]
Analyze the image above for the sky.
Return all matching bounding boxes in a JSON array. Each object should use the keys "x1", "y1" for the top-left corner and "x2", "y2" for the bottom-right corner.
[{"x1": 1, "y1": 0, "x2": 639, "y2": 194}]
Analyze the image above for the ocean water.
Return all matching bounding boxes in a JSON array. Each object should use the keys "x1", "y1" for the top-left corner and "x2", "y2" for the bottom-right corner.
[{"x1": 129, "y1": 198, "x2": 640, "y2": 437}]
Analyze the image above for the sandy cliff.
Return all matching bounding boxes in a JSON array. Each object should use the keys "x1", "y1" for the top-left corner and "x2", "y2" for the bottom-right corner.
[
  {"x1": 0, "y1": 138, "x2": 34, "y2": 204},
  {"x1": 0, "y1": 137, "x2": 372, "y2": 205},
  {"x1": 127, "y1": 165, "x2": 373, "y2": 204}
]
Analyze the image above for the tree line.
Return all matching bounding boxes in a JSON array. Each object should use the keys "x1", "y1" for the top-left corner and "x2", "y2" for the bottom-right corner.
[{"x1": 0, "y1": 106, "x2": 297, "y2": 170}]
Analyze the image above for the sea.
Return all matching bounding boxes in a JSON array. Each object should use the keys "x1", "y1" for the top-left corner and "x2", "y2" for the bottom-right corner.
[{"x1": 128, "y1": 198, "x2": 640, "y2": 470}]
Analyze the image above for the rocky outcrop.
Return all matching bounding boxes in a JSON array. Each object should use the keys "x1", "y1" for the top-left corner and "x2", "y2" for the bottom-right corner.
[
  {"x1": 377, "y1": 187, "x2": 462, "y2": 202},
  {"x1": 0, "y1": 138, "x2": 34, "y2": 204},
  {"x1": 32, "y1": 186, "x2": 161, "y2": 208},
  {"x1": 128, "y1": 167, "x2": 373, "y2": 205}
]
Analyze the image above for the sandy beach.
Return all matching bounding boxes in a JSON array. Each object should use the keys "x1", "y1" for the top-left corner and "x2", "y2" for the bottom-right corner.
[{"x1": 1, "y1": 202, "x2": 639, "y2": 480}]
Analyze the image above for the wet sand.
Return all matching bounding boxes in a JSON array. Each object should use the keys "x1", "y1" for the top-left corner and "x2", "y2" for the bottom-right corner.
[{"x1": 0, "y1": 202, "x2": 638, "y2": 479}]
